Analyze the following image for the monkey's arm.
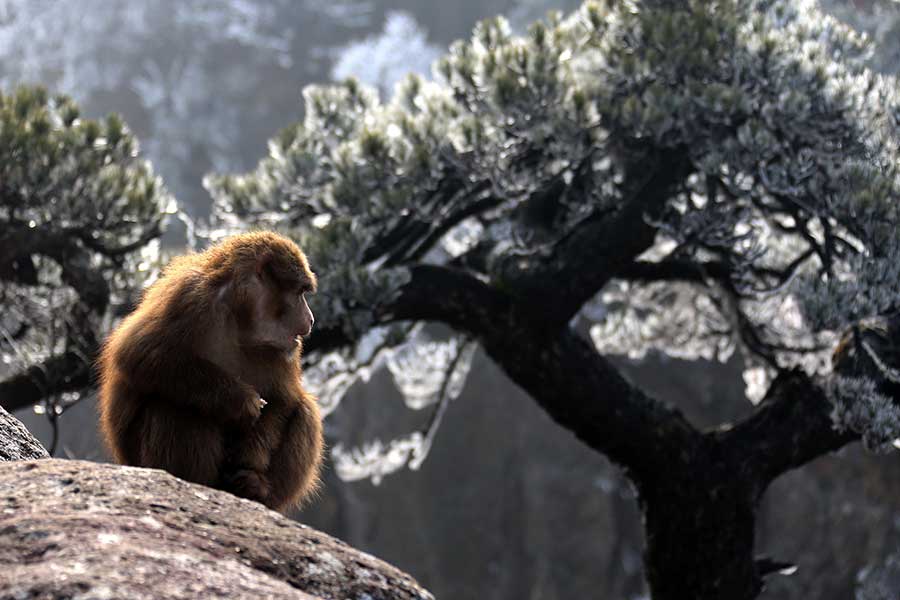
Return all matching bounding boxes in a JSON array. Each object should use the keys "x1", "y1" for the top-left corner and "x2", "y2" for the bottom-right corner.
[
  {"x1": 161, "y1": 356, "x2": 261, "y2": 426},
  {"x1": 265, "y1": 392, "x2": 323, "y2": 511},
  {"x1": 121, "y1": 348, "x2": 261, "y2": 427},
  {"x1": 222, "y1": 382, "x2": 322, "y2": 510}
]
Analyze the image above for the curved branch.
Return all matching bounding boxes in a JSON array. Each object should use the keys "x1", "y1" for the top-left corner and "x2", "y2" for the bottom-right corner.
[
  {"x1": 0, "y1": 350, "x2": 93, "y2": 413},
  {"x1": 0, "y1": 225, "x2": 111, "y2": 310},
  {"x1": 303, "y1": 325, "x2": 354, "y2": 357},
  {"x1": 76, "y1": 223, "x2": 163, "y2": 258},
  {"x1": 400, "y1": 190, "x2": 501, "y2": 265},
  {"x1": 376, "y1": 265, "x2": 512, "y2": 332},
  {"x1": 304, "y1": 265, "x2": 509, "y2": 356},
  {"x1": 482, "y1": 322, "x2": 701, "y2": 481},
  {"x1": 323, "y1": 264, "x2": 702, "y2": 481},
  {"x1": 363, "y1": 179, "x2": 496, "y2": 266},
  {"x1": 496, "y1": 149, "x2": 691, "y2": 328},
  {"x1": 717, "y1": 371, "x2": 857, "y2": 493}
]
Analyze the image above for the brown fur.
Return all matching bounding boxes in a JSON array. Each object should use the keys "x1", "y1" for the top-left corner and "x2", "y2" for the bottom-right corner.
[{"x1": 97, "y1": 231, "x2": 323, "y2": 513}]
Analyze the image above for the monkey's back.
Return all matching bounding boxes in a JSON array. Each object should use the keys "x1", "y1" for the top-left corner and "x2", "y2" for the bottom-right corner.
[
  {"x1": 97, "y1": 313, "x2": 145, "y2": 466},
  {"x1": 97, "y1": 324, "x2": 228, "y2": 486},
  {"x1": 96, "y1": 265, "x2": 221, "y2": 475}
]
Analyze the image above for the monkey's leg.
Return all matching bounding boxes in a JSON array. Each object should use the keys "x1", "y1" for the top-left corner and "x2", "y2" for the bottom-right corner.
[
  {"x1": 220, "y1": 405, "x2": 286, "y2": 505},
  {"x1": 263, "y1": 400, "x2": 323, "y2": 513},
  {"x1": 136, "y1": 404, "x2": 225, "y2": 488}
]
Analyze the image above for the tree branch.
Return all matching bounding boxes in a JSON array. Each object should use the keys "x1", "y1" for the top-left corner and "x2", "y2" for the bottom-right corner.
[
  {"x1": 482, "y1": 322, "x2": 701, "y2": 481},
  {"x1": 0, "y1": 350, "x2": 93, "y2": 413},
  {"x1": 375, "y1": 264, "x2": 512, "y2": 332},
  {"x1": 621, "y1": 258, "x2": 733, "y2": 286},
  {"x1": 324, "y1": 264, "x2": 704, "y2": 481},
  {"x1": 717, "y1": 371, "x2": 857, "y2": 493},
  {"x1": 76, "y1": 223, "x2": 163, "y2": 258},
  {"x1": 0, "y1": 225, "x2": 111, "y2": 310},
  {"x1": 302, "y1": 325, "x2": 354, "y2": 358},
  {"x1": 363, "y1": 178, "x2": 495, "y2": 266},
  {"x1": 496, "y1": 149, "x2": 691, "y2": 328}
]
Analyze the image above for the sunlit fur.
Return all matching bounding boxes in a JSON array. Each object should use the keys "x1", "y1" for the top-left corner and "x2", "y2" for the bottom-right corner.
[{"x1": 97, "y1": 231, "x2": 323, "y2": 512}]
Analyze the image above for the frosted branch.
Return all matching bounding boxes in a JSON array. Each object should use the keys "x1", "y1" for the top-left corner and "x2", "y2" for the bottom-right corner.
[{"x1": 332, "y1": 337, "x2": 477, "y2": 484}]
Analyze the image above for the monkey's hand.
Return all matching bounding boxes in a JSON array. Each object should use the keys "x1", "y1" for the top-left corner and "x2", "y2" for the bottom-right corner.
[{"x1": 225, "y1": 383, "x2": 264, "y2": 429}]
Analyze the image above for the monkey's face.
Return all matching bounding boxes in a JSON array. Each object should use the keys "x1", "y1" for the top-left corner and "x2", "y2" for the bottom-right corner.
[{"x1": 237, "y1": 261, "x2": 316, "y2": 354}]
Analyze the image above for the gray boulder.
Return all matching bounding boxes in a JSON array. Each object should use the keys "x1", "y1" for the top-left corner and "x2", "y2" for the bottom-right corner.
[{"x1": 0, "y1": 409, "x2": 433, "y2": 600}]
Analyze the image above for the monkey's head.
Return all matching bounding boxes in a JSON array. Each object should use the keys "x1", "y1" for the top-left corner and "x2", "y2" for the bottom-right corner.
[{"x1": 210, "y1": 232, "x2": 317, "y2": 354}]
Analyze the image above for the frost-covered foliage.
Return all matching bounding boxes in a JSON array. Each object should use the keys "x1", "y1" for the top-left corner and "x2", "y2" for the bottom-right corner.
[
  {"x1": 306, "y1": 324, "x2": 477, "y2": 483},
  {"x1": 828, "y1": 376, "x2": 900, "y2": 452},
  {"x1": 331, "y1": 11, "x2": 442, "y2": 98},
  {"x1": 0, "y1": 0, "x2": 296, "y2": 208},
  {"x1": 208, "y1": 0, "x2": 900, "y2": 481},
  {"x1": 829, "y1": 317, "x2": 900, "y2": 451},
  {"x1": 0, "y1": 1, "x2": 293, "y2": 91},
  {"x1": 0, "y1": 86, "x2": 172, "y2": 426}
]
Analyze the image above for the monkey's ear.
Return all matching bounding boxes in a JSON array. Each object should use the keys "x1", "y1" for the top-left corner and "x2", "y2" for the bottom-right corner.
[
  {"x1": 254, "y1": 253, "x2": 273, "y2": 278},
  {"x1": 255, "y1": 253, "x2": 287, "y2": 288}
]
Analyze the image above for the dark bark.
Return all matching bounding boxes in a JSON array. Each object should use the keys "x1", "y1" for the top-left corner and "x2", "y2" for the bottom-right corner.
[
  {"x1": 479, "y1": 318, "x2": 700, "y2": 482},
  {"x1": 635, "y1": 371, "x2": 857, "y2": 599},
  {"x1": 639, "y1": 457, "x2": 760, "y2": 600},
  {"x1": 718, "y1": 371, "x2": 858, "y2": 491},
  {"x1": 0, "y1": 226, "x2": 111, "y2": 311}
]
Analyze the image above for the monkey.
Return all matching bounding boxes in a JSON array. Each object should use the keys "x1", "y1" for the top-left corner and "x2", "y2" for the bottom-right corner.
[{"x1": 97, "y1": 231, "x2": 323, "y2": 513}]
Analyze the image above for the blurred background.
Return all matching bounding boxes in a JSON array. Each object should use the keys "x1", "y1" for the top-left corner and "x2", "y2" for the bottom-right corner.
[{"x1": 2, "y1": 1, "x2": 900, "y2": 598}]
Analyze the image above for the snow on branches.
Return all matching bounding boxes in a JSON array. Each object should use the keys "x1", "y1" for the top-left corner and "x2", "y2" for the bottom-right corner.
[{"x1": 208, "y1": 0, "x2": 900, "y2": 481}]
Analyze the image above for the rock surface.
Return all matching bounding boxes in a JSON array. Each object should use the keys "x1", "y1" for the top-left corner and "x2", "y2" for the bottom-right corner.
[
  {"x1": 0, "y1": 405, "x2": 49, "y2": 461},
  {"x1": 0, "y1": 457, "x2": 433, "y2": 599}
]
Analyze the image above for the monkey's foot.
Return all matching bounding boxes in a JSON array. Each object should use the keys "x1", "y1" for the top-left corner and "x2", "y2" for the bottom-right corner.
[{"x1": 224, "y1": 469, "x2": 271, "y2": 504}]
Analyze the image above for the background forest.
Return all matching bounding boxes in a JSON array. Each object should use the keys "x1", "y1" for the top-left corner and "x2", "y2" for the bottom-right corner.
[{"x1": 1, "y1": 1, "x2": 900, "y2": 598}]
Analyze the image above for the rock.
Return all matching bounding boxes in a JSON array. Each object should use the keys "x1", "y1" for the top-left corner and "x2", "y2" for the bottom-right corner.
[
  {"x1": 0, "y1": 405, "x2": 49, "y2": 461},
  {"x1": 0, "y1": 459, "x2": 434, "y2": 600}
]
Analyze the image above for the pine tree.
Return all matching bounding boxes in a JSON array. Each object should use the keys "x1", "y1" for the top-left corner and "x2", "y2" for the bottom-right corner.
[{"x1": 207, "y1": 1, "x2": 900, "y2": 597}]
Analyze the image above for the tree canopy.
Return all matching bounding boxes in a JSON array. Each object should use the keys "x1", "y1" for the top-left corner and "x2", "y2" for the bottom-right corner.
[
  {"x1": 208, "y1": 0, "x2": 900, "y2": 455},
  {"x1": 206, "y1": 0, "x2": 900, "y2": 597},
  {"x1": 0, "y1": 86, "x2": 171, "y2": 433}
]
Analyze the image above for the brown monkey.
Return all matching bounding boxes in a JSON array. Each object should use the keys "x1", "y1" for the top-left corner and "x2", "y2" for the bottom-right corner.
[{"x1": 98, "y1": 231, "x2": 323, "y2": 512}]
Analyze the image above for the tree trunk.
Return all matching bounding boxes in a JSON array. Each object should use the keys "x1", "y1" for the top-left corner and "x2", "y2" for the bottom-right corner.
[
  {"x1": 472, "y1": 309, "x2": 767, "y2": 599},
  {"x1": 638, "y1": 455, "x2": 761, "y2": 600},
  {"x1": 324, "y1": 264, "x2": 855, "y2": 600}
]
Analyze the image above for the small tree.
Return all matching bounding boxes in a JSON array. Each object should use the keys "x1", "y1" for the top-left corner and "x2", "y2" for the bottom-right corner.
[
  {"x1": 0, "y1": 86, "x2": 172, "y2": 449},
  {"x1": 207, "y1": 1, "x2": 900, "y2": 598}
]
